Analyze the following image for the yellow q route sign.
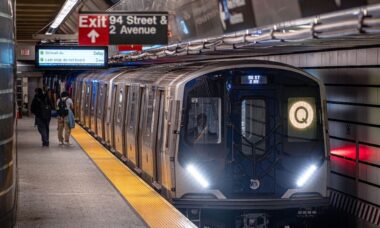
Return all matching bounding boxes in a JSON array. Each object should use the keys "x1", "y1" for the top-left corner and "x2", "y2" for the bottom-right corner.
[{"x1": 289, "y1": 101, "x2": 314, "y2": 129}]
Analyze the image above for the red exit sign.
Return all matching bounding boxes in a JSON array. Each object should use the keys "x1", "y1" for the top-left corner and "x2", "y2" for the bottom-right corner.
[
  {"x1": 78, "y1": 14, "x2": 109, "y2": 46},
  {"x1": 20, "y1": 48, "x2": 30, "y2": 56}
]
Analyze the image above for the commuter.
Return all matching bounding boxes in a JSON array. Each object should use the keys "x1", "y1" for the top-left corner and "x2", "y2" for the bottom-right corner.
[
  {"x1": 188, "y1": 113, "x2": 217, "y2": 144},
  {"x1": 31, "y1": 88, "x2": 52, "y2": 147},
  {"x1": 56, "y1": 91, "x2": 74, "y2": 145}
]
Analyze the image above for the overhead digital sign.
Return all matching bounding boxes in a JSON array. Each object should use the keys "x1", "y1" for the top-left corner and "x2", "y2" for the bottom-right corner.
[{"x1": 35, "y1": 46, "x2": 108, "y2": 69}]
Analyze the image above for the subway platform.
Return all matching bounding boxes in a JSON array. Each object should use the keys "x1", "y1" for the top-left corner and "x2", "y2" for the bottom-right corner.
[{"x1": 15, "y1": 117, "x2": 147, "y2": 228}]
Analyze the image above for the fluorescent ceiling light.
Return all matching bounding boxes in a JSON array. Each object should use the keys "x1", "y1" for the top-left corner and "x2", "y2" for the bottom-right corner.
[
  {"x1": 186, "y1": 164, "x2": 209, "y2": 188},
  {"x1": 50, "y1": 0, "x2": 79, "y2": 29},
  {"x1": 45, "y1": 32, "x2": 52, "y2": 35},
  {"x1": 296, "y1": 164, "x2": 317, "y2": 187}
]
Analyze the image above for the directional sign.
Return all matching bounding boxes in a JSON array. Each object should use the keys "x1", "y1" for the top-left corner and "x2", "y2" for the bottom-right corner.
[
  {"x1": 109, "y1": 13, "x2": 168, "y2": 45},
  {"x1": 78, "y1": 14, "x2": 109, "y2": 46},
  {"x1": 78, "y1": 12, "x2": 168, "y2": 46}
]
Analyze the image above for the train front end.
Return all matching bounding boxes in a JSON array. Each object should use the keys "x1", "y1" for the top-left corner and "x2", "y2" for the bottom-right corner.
[{"x1": 174, "y1": 62, "x2": 330, "y2": 226}]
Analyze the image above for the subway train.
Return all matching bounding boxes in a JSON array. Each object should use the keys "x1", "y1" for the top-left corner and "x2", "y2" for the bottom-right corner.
[{"x1": 70, "y1": 59, "x2": 330, "y2": 227}]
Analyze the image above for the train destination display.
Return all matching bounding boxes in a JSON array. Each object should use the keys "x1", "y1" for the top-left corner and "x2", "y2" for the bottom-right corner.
[
  {"x1": 35, "y1": 46, "x2": 108, "y2": 69},
  {"x1": 241, "y1": 75, "x2": 268, "y2": 84}
]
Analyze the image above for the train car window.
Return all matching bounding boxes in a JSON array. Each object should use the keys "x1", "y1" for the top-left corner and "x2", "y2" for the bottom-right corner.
[
  {"x1": 156, "y1": 91, "x2": 165, "y2": 155},
  {"x1": 186, "y1": 97, "x2": 221, "y2": 144},
  {"x1": 116, "y1": 89, "x2": 123, "y2": 123},
  {"x1": 145, "y1": 89, "x2": 155, "y2": 136},
  {"x1": 98, "y1": 85, "x2": 103, "y2": 116},
  {"x1": 241, "y1": 99, "x2": 266, "y2": 156},
  {"x1": 287, "y1": 97, "x2": 317, "y2": 141},
  {"x1": 129, "y1": 88, "x2": 137, "y2": 129}
]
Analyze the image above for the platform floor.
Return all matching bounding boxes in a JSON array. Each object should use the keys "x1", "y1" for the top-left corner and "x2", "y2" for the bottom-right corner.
[{"x1": 15, "y1": 117, "x2": 147, "y2": 228}]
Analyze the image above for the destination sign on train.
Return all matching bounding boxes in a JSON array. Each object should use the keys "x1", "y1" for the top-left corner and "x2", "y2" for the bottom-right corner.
[
  {"x1": 35, "y1": 46, "x2": 108, "y2": 69},
  {"x1": 78, "y1": 12, "x2": 168, "y2": 46}
]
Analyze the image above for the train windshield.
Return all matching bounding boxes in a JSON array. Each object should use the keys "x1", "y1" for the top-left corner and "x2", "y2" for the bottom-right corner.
[{"x1": 241, "y1": 99, "x2": 266, "y2": 156}]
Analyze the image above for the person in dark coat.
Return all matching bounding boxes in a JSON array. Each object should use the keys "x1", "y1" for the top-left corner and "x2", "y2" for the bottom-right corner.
[
  {"x1": 31, "y1": 88, "x2": 52, "y2": 147},
  {"x1": 187, "y1": 113, "x2": 217, "y2": 144}
]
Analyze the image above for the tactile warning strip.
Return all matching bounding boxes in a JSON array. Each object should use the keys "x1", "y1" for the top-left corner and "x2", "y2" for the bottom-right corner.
[{"x1": 71, "y1": 126, "x2": 196, "y2": 228}]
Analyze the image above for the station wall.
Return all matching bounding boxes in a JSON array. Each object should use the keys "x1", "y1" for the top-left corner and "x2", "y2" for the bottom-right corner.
[
  {"x1": 0, "y1": 0, "x2": 16, "y2": 227},
  {"x1": 253, "y1": 48, "x2": 380, "y2": 226}
]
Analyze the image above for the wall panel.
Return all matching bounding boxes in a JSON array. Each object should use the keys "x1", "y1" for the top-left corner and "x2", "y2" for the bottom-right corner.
[
  {"x1": 254, "y1": 47, "x2": 380, "y2": 225},
  {"x1": 0, "y1": 0, "x2": 15, "y2": 227}
]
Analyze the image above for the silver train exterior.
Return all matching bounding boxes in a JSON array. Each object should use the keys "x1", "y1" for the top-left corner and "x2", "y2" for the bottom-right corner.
[{"x1": 72, "y1": 60, "x2": 330, "y2": 225}]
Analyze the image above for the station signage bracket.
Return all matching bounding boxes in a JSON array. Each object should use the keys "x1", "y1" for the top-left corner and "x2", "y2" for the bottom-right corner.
[{"x1": 78, "y1": 12, "x2": 168, "y2": 46}]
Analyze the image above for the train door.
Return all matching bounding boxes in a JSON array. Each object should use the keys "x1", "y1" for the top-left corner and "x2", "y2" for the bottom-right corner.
[
  {"x1": 125, "y1": 85, "x2": 143, "y2": 170},
  {"x1": 114, "y1": 85, "x2": 127, "y2": 155},
  {"x1": 227, "y1": 88, "x2": 281, "y2": 196},
  {"x1": 97, "y1": 84, "x2": 107, "y2": 139},
  {"x1": 80, "y1": 81, "x2": 86, "y2": 124},
  {"x1": 140, "y1": 87, "x2": 161, "y2": 183},
  {"x1": 90, "y1": 81, "x2": 99, "y2": 134},
  {"x1": 155, "y1": 91, "x2": 165, "y2": 187},
  {"x1": 159, "y1": 93, "x2": 179, "y2": 196},
  {"x1": 75, "y1": 80, "x2": 84, "y2": 119},
  {"x1": 84, "y1": 82, "x2": 92, "y2": 128},
  {"x1": 108, "y1": 84, "x2": 118, "y2": 148}
]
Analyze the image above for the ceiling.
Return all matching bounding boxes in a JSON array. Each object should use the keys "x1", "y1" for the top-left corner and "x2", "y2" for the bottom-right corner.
[
  {"x1": 16, "y1": 0, "x2": 66, "y2": 42},
  {"x1": 16, "y1": 0, "x2": 113, "y2": 43}
]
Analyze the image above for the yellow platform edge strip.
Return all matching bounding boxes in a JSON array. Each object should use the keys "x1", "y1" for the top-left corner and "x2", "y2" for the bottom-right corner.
[{"x1": 71, "y1": 126, "x2": 196, "y2": 228}]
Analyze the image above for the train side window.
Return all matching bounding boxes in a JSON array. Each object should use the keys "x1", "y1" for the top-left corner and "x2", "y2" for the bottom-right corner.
[
  {"x1": 145, "y1": 89, "x2": 155, "y2": 136},
  {"x1": 186, "y1": 97, "x2": 221, "y2": 144},
  {"x1": 116, "y1": 89, "x2": 123, "y2": 123},
  {"x1": 129, "y1": 88, "x2": 137, "y2": 129},
  {"x1": 98, "y1": 85, "x2": 104, "y2": 115},
  {"x1": 156, "y1": 91, "x2": 165, "y2": 154}
]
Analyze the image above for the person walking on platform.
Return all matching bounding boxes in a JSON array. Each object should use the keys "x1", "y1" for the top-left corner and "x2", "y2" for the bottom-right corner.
[
  {"x1": 31, "y1": 88, "x2": 52, "y2": 147},
  {"x1": 57, "y1": 91, "x2": 74, "y2": 145}
]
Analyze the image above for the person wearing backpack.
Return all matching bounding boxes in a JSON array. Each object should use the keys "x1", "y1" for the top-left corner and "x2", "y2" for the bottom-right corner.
[
  {"x1": 31, "y1": 88, "x2": 52, "y2": 147},
  {"x1": 57, "y1": 91, "x2": 73, "y2": 145}
]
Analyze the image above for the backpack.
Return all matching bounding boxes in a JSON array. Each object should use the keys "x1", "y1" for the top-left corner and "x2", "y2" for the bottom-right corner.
[
  {"x1": 57, "y1": 98, "x2": 69, "y2": 117},
  {"x1": 38, "y1": 96, "x2": 51, "y2": 120}
]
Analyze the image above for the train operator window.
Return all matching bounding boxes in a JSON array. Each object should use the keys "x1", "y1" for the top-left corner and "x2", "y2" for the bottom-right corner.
[
  {"x1": 186, "y1": 97, "x2": 221, "y2": 144},
  {"x1": 241, "y1": 99, "x2": 266, "y2": 156}
]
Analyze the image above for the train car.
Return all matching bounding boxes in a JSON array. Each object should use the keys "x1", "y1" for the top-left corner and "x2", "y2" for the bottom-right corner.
[
  {"x1": 93, "y1": 69, "x2": 122, "y2": 141},
  {"x1": 72, "y1": 72, "x2": 91, "y2": 122},
  {"x1": 75, "y1": 59, "x2": 330, "y2": 227},
  {"x1": 82, "y1": 73, "x2": 101, "y2": 130}
]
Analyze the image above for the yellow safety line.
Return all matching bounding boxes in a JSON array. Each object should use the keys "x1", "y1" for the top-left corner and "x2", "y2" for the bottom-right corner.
[{"x1": 71, "y1": 126, "x2": 196, "y2": 228}]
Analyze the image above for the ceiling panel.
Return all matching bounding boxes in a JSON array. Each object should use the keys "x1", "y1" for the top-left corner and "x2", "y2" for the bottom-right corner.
[{"x1": 16, "y1": 0, "x2": 65, "y2": 42}]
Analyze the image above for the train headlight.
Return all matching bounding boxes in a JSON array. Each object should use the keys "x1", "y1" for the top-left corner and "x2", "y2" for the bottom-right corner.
[
  {"x1": 296, "y1": 164, "x2": 317, "y2": 187},
  {"x1": 289, "y1": 101, "x2": 314, "y2": 129},
  {"x1": 186, "y1": 164, "x2": 209, "y2": 188}
]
